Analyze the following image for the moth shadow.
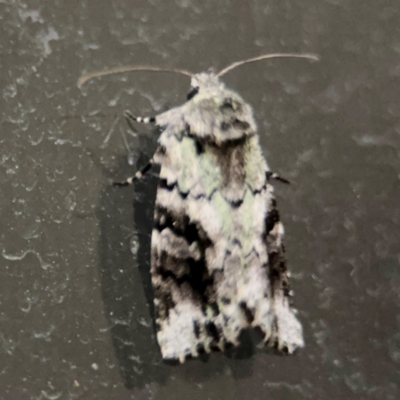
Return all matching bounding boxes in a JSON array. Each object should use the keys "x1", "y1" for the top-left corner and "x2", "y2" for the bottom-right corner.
[{"x1": 96, "y1": 152, "x2": 169, "y2": 389}]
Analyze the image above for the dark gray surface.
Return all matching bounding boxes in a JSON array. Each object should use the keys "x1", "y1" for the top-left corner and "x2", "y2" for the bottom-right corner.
[{"x1": 1, "y1": 0, "x2": 400, "y2": 399}]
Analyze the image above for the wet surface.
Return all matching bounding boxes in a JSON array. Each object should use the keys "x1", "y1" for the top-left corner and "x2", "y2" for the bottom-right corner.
[{"x1": 1, "y1": 0, "x2": 400, "y2": 399}]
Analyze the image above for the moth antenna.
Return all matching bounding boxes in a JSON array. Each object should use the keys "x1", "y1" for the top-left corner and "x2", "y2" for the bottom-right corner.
[
  {"x1": 78, "y1": 65, "x2": 193, "y2": 88},
  {"x1": 217, "y1": 53, "x2": 320, "y2": 77}
]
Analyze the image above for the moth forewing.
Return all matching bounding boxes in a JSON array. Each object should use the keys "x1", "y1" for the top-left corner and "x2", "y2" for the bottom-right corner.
[{"x1": 149, "y1": 71, "x2": 304, "y2": 361}]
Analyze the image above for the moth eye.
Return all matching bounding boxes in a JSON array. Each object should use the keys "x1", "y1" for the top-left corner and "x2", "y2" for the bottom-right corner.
[{"x1": 186, "y1": 87, "x2": 199, "y2": 101}]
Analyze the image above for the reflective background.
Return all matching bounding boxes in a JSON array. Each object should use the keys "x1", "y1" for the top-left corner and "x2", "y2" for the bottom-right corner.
[{"x1": 1, "y1": 0, "x2": 400, "y2": 399}]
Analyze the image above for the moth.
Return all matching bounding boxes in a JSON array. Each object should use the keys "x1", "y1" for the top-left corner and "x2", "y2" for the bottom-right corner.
[{"x1": 79, "y1": 53, "x2": 318, "y2": 363}]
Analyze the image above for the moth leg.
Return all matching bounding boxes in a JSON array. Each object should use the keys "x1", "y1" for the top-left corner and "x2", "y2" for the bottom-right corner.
[
  {"x1": 113, "y1": 158, "x2": 154, "y2": 187},
  {"x1": 266, "y1": 171, "x2": 290, "y2": 184},
  {"x1": 124, "y1": 110, "x2": 156, "y2": 124}
]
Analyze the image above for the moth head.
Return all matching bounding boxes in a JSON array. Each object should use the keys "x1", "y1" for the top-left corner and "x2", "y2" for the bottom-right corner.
[{"x1": 187, "y1": 68, "x2": 224, "y2": 100}]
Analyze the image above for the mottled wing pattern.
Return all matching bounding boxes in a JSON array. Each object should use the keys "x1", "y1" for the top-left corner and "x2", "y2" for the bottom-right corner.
[
  {"x1": 151, "y1": 195, "x2": 218, "y2": 362},
  {"x1": 150, "y1": 84, "x2": 303, "y2": 361},
  {"x1": 264, "y1": 191, "x2": 304, "y2": 352}
]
